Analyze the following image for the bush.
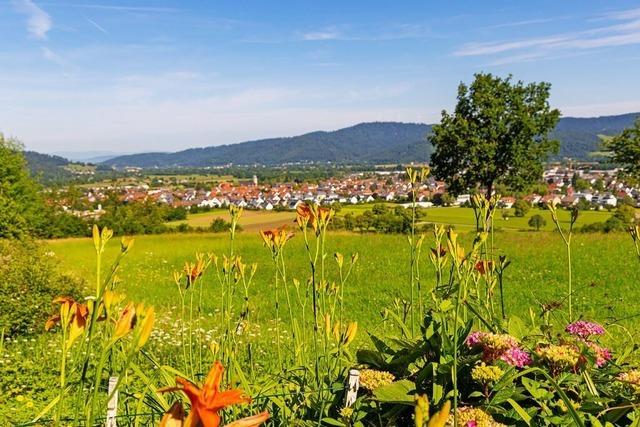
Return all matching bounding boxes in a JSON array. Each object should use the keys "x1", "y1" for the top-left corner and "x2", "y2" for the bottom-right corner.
[
  {"x1": 513, "y1": 199, "x2": 531, "y2": 217},
  {"x1": 528, "y1": 214, "x2": 546, "y2": 231},
  {"x1": 0, "y1": 240, "x2": 82, "y2": 337},
  {"x1": 210, "y1": 217, "x2": 241, "y2": 232}
]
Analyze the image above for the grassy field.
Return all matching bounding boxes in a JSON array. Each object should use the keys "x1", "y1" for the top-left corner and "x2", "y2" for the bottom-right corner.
[
  {"x1": 47, "y1": 228, "x2": 640, "y2": 344},
  {"x1": 171, "y1": 205, "x2": 616, "y2": 233},
  {"x1": 339, "y1": 204, "x2": 615, "y2": 231}
]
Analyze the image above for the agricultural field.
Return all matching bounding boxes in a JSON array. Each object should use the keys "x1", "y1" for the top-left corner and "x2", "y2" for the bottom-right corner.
[{"x1": 168, "y1": 209, "x2": 296, "y2": 231}]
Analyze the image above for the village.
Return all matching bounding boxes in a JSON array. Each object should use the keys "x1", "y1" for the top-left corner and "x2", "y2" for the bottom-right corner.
[{"x1": 61, "y1": 164, "x2": 640, "y2": 219}]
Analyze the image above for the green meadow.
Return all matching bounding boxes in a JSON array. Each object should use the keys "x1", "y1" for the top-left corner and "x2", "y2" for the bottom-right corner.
[{"x1": 47, "y1": 227, "x2": 640, "y2": 344}]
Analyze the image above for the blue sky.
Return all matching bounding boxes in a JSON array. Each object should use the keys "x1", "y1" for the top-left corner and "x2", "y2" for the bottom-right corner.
[{"x1": 2, "y1": 0, "x2": 640, "y2": 153}]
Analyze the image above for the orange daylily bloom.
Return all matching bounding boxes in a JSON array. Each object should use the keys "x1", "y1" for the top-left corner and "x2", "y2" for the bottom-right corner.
[
  {"x1": 113, "y1": 302, "x2": 137, "y2": 340},
  {"x1": 184, "y1": 258, "x2": 206, "y2": 286},
  {"x1": 430, "y1": 246, "x2": 447, "y2": 258},
  {"x1": 295, "y1": 204, "x2": 317, "y2": 231},
  {"x1": 45, "y1": 297, "x2": 89, "y2": 331},
  {"x1": 161, "y1": 361, "x2": 266, "y2": 427},
  {"x1": 474, "y1": 260, "x2": 494, "y2": 275},
  {"x1": 259, "y1": 225, "x2": 294, "y2": 253}
]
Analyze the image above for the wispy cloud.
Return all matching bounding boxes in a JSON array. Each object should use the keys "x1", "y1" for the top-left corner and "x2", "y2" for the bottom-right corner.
[
  {"x1": 86, "y1": 18, "x2": 108, "y2": 34},
  {"x1": 298, "y1": 23, "x2": 433, "y2": 42},
  {"x1": 12, "y1": 0, "x2": 52, "y2": 39},
  {"x1": 41, "y1": 3, "x2": 177, "y2": 13},
  {"x1": 488, "y1": 16, "x2": 570, "y2": 29},
  {"x1": 301, "y1": 28, "x2": 342, "y2": 41},
  {"x1": 454, "y1": 7, "x2": 640, "y2": 62}
]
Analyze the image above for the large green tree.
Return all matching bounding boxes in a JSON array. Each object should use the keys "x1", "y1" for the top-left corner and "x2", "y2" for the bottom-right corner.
[
  {"x1": 0, "y1": 134, "x2": 46, "y2": 238},
  {"x1": 429, "y1": 73, "x2": 561, "y2": 197},
  {"x1": 604, "y1": 118, "x2": 640, "y2": 181}
]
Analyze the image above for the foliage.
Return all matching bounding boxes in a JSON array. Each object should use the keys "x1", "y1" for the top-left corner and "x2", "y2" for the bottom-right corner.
[
  {"x1": 330, "y1": 203, "x2": 425, "y2": 233},
  {"x1": 0, "y1": 135, "x2": 47, "y2": 238},
  {"x1": 528, "y1": 214, "x2": 546, "y2": 231},
  {"x1": 604, "y1": 118, "x2": 640, "y2": 180},
  {"x1": 513, "y1": 199, "x2": 531, "y2": 217},
  {"x1": 0, "y1": 239, "x2": 81, "y2": 337},
  {"x1": 430, "y1": 73, "x2": 560, "y2": 196}
]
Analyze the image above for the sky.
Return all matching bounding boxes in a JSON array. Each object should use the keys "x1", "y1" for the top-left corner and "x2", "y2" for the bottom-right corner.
[{"x1": 2, "y1": 0, "x2": 640, "y2": 154}]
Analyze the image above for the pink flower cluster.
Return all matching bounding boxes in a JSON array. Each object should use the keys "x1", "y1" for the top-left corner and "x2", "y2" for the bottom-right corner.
[
  {"x1": 565, "y1": 320, "x2": 605, "y2": 339},
  {"x1": 586, "y1": 341, "x2": 612, "y2": 368},
  {"x1": 465, "y1": 331, "x2": 531, "y2": 368}
]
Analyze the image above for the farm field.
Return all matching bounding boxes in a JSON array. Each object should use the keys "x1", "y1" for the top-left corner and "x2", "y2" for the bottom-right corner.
[
  {"x1": 47, "y1": 228, "x2": 639, "y2": 343},
  {"x1": 168, "y1": 208, "x2": 296, "y2": 231}
]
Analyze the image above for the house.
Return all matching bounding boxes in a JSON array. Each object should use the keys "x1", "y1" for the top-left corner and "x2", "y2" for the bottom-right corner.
[{"x1": 498, "y1": 196, "x2": 516, "y2": 209}]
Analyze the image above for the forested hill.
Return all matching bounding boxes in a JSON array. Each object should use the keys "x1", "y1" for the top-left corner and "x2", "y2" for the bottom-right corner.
[{"x1": 102, "y1": 113, "x2": 640, "y2": 168}]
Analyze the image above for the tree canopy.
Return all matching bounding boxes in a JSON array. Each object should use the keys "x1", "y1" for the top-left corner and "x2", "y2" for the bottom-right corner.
[
  {"x1": 0, "y1": 135, "x2": 46, "y2": 238},
  {"x1": 429, "y1": 73, "x2": 561, "y2": 196},
  {"x1": 604, "y1": 118, "x2": 640, "y2": 181}
]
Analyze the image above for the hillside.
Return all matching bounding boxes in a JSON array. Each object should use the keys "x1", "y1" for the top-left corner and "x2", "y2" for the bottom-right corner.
[
  {"x1": 103, "y1": 113, "x2": 639, "y2": 168},
  {"x1": 24, "y1": 151, "x2": 76, "y2": 182}
]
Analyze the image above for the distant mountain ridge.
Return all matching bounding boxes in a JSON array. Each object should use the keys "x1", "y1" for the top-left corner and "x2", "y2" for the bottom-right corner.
[{"x1": 100, "y1": 112, "x2": 639, "y2": 168}]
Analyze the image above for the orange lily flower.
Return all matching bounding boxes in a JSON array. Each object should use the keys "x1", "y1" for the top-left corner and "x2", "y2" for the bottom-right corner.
[
  {"x1": 474, "y1": 260, "x2": 494, "y2": 275},
  {"x1": 45, "y1": 297, "x2": 89, "y2": 331},
  {"x1": 430, "y1": 246, "x2": 447, "y2": 258},
  {"x1": 295, "y1": 204, "x2": 317, "y2": 231},
  {"x1": 161, "y1": 361, "x2": 267, "y2": 427},
  {"x1": 259, "y1": 225, "x2": 294, "y2": 254}
]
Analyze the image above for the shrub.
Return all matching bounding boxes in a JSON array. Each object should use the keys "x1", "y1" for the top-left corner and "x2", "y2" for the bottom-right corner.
[
  {"x1": 0, "y1": 240, "x2": 82, "y2": 337},
  {"x1": 513, "y1": 199, "x2": 531, "y2": 217},
  {"x1": 210, "y1": 217, "x2": 241, "y2": 232},
  {"x1": 528, "y1": 214, "x2": 546, "y2": 230}
]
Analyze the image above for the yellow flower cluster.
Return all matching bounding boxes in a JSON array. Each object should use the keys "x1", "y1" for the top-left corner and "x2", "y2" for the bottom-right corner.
[
  {"x1": 536, "y1": 344, "x2": 579, "y2": 369},
  {"x1": 618, "y1": 369, "x2": 640, "y2": 394},
  {"x1": 446, "y1": 407, "x2": 505, "y2": 427},
  {"x1": 471, "y1": 363, "x2": 504, "y2": 384},
  {"x1": 359, "y1": 369, "x2": 395, "y2": 390},
  {"x1": 339, "y1": 406, "x2": 354, "y2": 419}
]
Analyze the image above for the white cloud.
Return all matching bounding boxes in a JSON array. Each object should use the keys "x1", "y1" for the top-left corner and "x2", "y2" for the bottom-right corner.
[
  {"x1": 40, "y1": 3, "x2": 177, "y2": 13},
  {"x1": 12, "y1": 0, "x2": 52, "y2": 39},
  {"x1": 454, "y1": 8, "x2": 640, "y2": 61},
  {"x1": 301, "y1": 28, "x2": 342, "y2": 41}
]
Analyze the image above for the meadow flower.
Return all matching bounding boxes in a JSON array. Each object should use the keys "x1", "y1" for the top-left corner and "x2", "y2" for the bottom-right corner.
[
  {"x1": 618, "y1": 369, "x2": 640, "y2": 394},
  {"x1": 536, "y1": 344, "x2": 580, "y2": 371},
  {"x1": 160, "y1": 361, "x2": 268, "y2": 427},
  {"x1": 45, "y1": 297, "x2": 90, "y2": 348},
  {"x1": 259, "y1": 226, "x2": 294, "y2": 254},
  {"x1": 359, "y1": 369, "x2": 395, "y2": 391},
  {"x1": 471, "y1": 363, "x2": 503, "y2": 384},
  {"x1": 585, "y1": 341, "x2": 611, "y2": 367},
  {"x1": 339, "y1": 406, "x2": 354, "y2": 420},
  {"x1": 446, "y1": 406, "x2": 505, "y2": 427},
  {"x1": 474, "y1": 260, "x2": 494, "y2": 275},
  {"x1": 465, "y1": 331, "x2": 528, "y2": 367},
  {"x1": 498, "y1": 347, "x2": 531, "y2": 368},
  {"x1": 565, "y1": 320, "x2": 605, "y2": 339},
  {"x1": 113, "y1": 302, "x2": 137, "y2": 341},
  {"x1": 431, "y1": 246, "x2": 447, "y2": 257}
]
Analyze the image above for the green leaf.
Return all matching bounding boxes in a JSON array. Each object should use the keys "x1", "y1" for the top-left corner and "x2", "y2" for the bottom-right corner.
[
  {"x1": 507, "y1": 398, "x2": 532, "y2": 426},
  {"x1": 373, "y1": 379, "x2": 415, "y2": 405}
]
